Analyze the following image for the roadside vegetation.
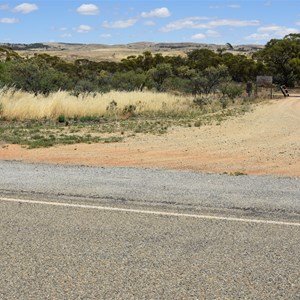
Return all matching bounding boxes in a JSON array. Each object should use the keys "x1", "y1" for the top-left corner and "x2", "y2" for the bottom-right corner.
[
  {"x1": 0, "y1": 34, "x2": 299, "y2": 148},
  {"x1": 0, "y1": 88, "x2": 252, "y2": 148}
]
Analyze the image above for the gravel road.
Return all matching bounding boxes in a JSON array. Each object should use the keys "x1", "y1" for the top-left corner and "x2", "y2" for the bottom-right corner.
[
  {"x1": 1, "y1": 160, "x2": 300, "y2": 219},
  {"x1": 0, "y1": 160, "x2": 299, "y2": 299}
]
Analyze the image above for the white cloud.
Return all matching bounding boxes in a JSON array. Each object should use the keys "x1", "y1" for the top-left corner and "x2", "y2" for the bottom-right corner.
[
  {"x1": 245, "y1": 25, "x2": 300, "y2": 41},
  {"x1": 191, "y1": 30, "x2": 220, "y2": 40},
  {"x1": 60, "y1": 33, "x2": 72, "y2": 38},
  {"x1": 296, "y1": 21, "x2": 300, "y2": 26},
  {"x1": 14, "y1": 3, "x2": 38, "y2": 14},
  {"x1": 77, "y1": 25, "x2": 93, "y2": 33},
  {"x1": 100, "y1": 33, "x2": 112, "y2": 38},
  {"x1": 0, "y1": 18, "x2": 18, "y2": 24},
  {"x1": 144, "y1": 21, "x2": 155, "y2": 26},
  {"x1": 77, "y1": 4, "x2": 99, "y2": 15},
  {"x1": 227, "y1": 5, "x2": 241, "y2": 8},
  {"x1": 206, "y1": 30, "x2": 220, "y2": 37},
  {"x1": 161, "y1": 17, "x2": 259, "y2": 32},
  {"x1": 209, "y1": 19, "x2": 260, "y2": 27},
  {"x1": 102, "y1": 19, "x2": 137, "y2": 28},
  {"x1": 160, "y1": 17, "x2": 211, "y2": 32},
  {"x1": 141, "y1": 7, "x2": 171, "y2": 18},
  {"x1": 244, "y1": 33, "x2": 271, "y2": 40},
  {"x1": 258, "y1": 25, "x2": 299, "y2": 36},
  {"x1": 191, "y1": 33, "x2": 206, "y2": 40}
]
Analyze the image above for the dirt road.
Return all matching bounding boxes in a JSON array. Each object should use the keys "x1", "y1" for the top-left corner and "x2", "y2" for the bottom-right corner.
[{"x1": 1, "y1": 97, "x2": 300, "y2": 176}]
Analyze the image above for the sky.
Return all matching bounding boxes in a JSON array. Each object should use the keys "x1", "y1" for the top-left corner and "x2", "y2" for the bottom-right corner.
[{"x1": 0, "y1": 0, "x2": 300, "y2": 45}]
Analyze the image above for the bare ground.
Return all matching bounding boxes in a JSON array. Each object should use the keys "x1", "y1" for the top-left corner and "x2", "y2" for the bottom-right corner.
[{"x1": 1, "y1": 97, "x2": 300, "y2": 176}]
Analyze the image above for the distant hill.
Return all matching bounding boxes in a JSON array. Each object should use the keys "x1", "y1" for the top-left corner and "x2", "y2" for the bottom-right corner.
[{"x1": 0, "y1": 42, "x2": 264, "y2": 62}]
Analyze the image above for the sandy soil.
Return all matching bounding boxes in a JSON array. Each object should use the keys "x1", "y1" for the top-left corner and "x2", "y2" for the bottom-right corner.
[{"x1": 1, "y1": 97, "x2": 300, "y2": 177}]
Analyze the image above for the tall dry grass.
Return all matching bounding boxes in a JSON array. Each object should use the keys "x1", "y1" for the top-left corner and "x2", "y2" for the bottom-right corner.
[{"x1": 0, "y1": 88, "x2": 194, "y2": 120}]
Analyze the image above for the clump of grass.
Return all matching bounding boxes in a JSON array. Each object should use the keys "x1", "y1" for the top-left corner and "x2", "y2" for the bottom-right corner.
[
  {"x1": 0, "y1": 120, "x2": 123, "y2": 149},
  {"x1": 0, "y1": 88, "x2": 195, "y2": 120},
  {"x1": 223, "y1": 171, "x2": 248, "y2": 176},
  {"x1": 58, "y1": 114, "x2": 65, "y2": 123}
]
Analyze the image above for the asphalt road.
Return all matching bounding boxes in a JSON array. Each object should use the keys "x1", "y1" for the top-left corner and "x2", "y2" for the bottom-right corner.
[{"x1": 0, "y1": 161, "x2": 299, "y2": 299}]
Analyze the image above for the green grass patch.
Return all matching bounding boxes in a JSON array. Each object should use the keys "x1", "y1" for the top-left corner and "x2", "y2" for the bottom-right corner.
[{"x1": 0, "y1": 102, "x2": 252, "y2": 148}]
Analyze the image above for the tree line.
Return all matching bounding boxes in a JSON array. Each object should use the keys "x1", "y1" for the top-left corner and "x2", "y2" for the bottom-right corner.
[{"x1": 0, "y1": 33, "x2": 299, "y2": 96}]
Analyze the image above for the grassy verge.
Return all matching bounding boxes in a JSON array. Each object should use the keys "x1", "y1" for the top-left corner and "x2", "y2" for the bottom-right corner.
[
  {"x1": 0, "y1": 88, "x2": 256, "y2": 148},
  {"x1": 0, "y1": 121, "x2": 123, "y2": 149},
  {"x1": 0, "y1": 104, "x2": 251, "y2": 149}
]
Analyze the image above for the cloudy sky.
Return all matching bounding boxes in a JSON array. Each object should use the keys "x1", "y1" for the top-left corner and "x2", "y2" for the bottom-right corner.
[{"x1": 0, "y1": 0, "x2": 300, "y2": 45}]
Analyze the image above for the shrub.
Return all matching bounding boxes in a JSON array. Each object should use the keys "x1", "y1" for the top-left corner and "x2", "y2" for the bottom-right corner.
[
  {"x1": 111, "y1": 71, "x2": 147, "y2": 91},
  {"x1": 106, "y1": 100, "x2": 118, "y2": 111},
  {"x1": 58, "y1": 115, "x2": 65, "y2": 123},
  {"x1": 191, "y1": 65, "x2": 231, "y2": 95},
  {"x1": 193, "y1": 96, "x2": 212, "y2": 109},
  {"x1": 219, "y1": 83, "x2": 243, "y2": 103},
  {"x1": 219, "y1": 96, "x2": 229, "y2": 109},
  {"x1": 148, "y1": 63, "x2": 173, "y2": 91},
  {"x1": 123, "y1": 104, "x2": 136, "y2": 114}
]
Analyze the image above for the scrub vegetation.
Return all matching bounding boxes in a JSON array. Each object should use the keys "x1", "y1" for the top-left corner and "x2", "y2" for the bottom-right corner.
[{"x1": 0, "y1": 33, "x2": 299, "y2": 148}]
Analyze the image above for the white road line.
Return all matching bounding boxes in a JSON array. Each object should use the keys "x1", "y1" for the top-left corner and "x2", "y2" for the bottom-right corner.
[{"x1": 0, "y1": 197, "x2": 300, "y2": 227}]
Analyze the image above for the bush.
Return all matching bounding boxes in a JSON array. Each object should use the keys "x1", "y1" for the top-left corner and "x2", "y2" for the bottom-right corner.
[
  {"x1": 219, "y1": 84, "x2": 243, "y2": 103},
  {"x1": 219, "y1": 96, "x2": 229, "y2": 109},
  {"x1": 193, "y1": 96, "x2": 212, "y2": 109},
  {"x1": 6, "y1": 60, "x2": 73, "y2": 95},
  {"x1": 123, "y1": 104, "x2": 136, "y2": 114},
  {"x1": 111, "y1": 71, "x2": 147, "y2": 91},
  {"x1": 191, "y1": 65, "x2": 231, "y2": 95},
  {"x1": 58, "y1": 115, "x2": 65, "y2": 123},
  {"x1": 162, "y1": 77, "x2": 192, "y2": 93},
  {"x1": 148, "y1": 63, "x2": 173, "y2": 91}
]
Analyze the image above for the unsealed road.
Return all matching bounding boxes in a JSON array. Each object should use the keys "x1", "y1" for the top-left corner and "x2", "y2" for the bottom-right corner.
[{"x1": 0, "y1": 161, "x2": 299, "y2": 299}]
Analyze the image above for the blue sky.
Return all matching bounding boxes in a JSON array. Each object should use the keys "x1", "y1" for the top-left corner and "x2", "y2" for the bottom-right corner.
[{"x1": 1, "y1": 0, "x2": 300, "y2": 45}]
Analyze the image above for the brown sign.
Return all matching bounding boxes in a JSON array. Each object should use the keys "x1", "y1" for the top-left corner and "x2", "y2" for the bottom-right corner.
[{"x1": 256, "y1": 76, "x2": 273, "y2": 87}]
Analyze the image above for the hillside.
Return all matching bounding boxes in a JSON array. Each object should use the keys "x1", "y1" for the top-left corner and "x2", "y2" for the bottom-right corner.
[{"x1": 0, "y1": 42, "x2": 264, "y2": 62}]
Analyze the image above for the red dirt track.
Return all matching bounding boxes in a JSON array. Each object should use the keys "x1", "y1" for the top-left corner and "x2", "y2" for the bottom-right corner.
[{"x1": 1, "y1": 97, "x2": 300, "y2": 176}]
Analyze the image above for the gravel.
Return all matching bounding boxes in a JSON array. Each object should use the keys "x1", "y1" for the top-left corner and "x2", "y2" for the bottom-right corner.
[
  {"x1": 0, "y1": 160, "x2": 300, "y2": 218},
  {"x1": 0, "y1": 160, "x2": 299, "y2": 299}
]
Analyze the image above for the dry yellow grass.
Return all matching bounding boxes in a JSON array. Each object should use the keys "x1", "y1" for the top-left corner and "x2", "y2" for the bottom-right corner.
[
  {"x1": 0, "y1": 88, "x2": 194, "y2": 120},
  {"x1": 17, "y1": 48, "x2": 187, "y2": 63}
]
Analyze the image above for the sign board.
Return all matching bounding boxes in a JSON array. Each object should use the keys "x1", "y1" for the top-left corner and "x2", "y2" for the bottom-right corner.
[{"x1": 256, "y1": 76, "x2": 273, "y2": 87}]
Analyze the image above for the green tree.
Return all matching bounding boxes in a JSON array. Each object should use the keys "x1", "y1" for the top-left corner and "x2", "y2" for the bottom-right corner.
[
  {"x1": 191, "y1": 65, "x2": 231, "y2": 95},
  {"x1": 148, "y1": 63, "x2": 173, "y2": 91},
  {"x1": 7, "y1": 60, "x2": 72, "y2": 95},
  {"x1": 187, "y1": 49, "x2": 221, "y2": 71},
  {"x1": 221, "y1": 53, "x2": 258, "y2": 82},
  {"x1": 0, "y1": 47, "x2": 20, "y2": 61},
  {"x1": 176, "y1": 66, "x2": 196, "y2": 79},
  {"x1": 111, "y1": 71, "x2": 147, "y2": 91},
  {"x1": 254, "y1": 33, "x2": 300, "y2": 86},
  {"x1": 162, "y1": 77, "x2": 192, "y2": 94},
  {"x1": 289, "y1": 58, "x2": 300, "y2": 81},
  {"x1": 219, "y1": 83, "x2": 243, "y2": 103}
]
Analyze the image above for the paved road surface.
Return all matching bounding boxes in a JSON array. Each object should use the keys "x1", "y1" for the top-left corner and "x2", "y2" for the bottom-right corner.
[{"x1": 0, "y1": 161, "x2": 299, "y2": 299}]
